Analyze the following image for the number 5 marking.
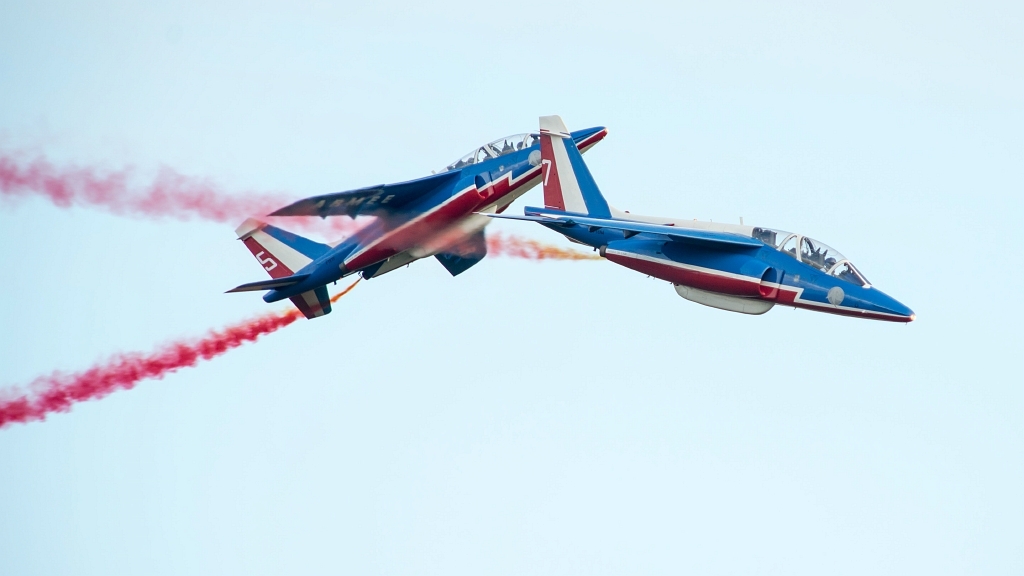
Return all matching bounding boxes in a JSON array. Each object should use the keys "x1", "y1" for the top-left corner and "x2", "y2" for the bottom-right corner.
[{"x1": 255, "y1": 250, "x2": 278, "y2": 272}]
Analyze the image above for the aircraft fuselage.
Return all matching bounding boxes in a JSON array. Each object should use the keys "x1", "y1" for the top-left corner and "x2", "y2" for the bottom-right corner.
[
  {"x1": 261, "y1": 128, "x2": 607, "y2": 303},
  {"x1": 541, "y1": 213, "x2": 914, "y2": 322}
]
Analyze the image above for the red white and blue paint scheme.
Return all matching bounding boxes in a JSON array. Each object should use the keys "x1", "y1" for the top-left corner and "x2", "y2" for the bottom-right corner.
[
  {"x1": 488, "y1": 116, "x2": 915, "y2": 322},
  {"x1": 227, "y1": 125, "x2": 608, "y2": 319}
]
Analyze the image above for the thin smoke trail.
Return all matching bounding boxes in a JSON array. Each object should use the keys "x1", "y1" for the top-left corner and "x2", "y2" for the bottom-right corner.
[
  {"x1": 0, "y1": 150, "x2": 597, "y2": 259},
  {"x1": 487, "y1": 231, "x2": 600, "y2": 260},
  {"x1": 0, "y1": 156, "x2": 273, "y2": 221},
  {"x1": 0, "y1": 280, "x2": 361, "y2": 429}
]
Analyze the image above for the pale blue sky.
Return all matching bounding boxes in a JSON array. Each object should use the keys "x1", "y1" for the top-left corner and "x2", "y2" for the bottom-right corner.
[{"x1": 1, "y1": 1, "x2": 1021, "y2": 574}]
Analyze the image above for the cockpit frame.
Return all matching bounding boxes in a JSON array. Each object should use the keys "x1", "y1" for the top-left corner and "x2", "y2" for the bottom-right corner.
[
  {"x1": 752, "y1": 227, "x2": 871, "y2": 287},
  {"x1": 444, "y1": 133, "x2": 539, "y2": 172}
]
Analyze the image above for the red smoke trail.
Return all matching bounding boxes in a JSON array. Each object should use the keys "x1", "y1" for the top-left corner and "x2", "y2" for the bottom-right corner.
[
  {"x1": 0, "y1": 149, "x2": 362, "y2": 238},
  {"x1": 487, "y1": 231, "x2": 600, "y2": 260},
  {"x1": 0, "y1": 280, "x2": 361, "y2": 429},
  {"x1": 0, "y1": 150, "x2": 596, "y2": 259}
]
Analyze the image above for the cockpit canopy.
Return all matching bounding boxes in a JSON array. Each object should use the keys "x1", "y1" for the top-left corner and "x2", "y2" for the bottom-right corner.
[
  {"x1": 752, "y1": 227, "x2": 871, "y2": 287},
  {"x1": 445, "y1": 133, "x2": 539, "y2": 172}
]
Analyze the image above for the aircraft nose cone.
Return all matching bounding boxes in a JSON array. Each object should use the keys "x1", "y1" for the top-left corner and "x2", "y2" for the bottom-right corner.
[
  {"x1": 889, "y1": 299, "x2": 915, "y2": 322},
  {"x1": 873, "y1": 289, "x2": 915, "y2": 323}
]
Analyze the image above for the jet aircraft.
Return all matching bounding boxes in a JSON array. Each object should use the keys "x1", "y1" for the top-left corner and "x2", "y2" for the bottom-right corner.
[
  {"x1": 488, "y1": 116, "x2": 914, "y2": 322},
  {"x1": 227, "y1": 124, "x2": 607, "y2": 318}
]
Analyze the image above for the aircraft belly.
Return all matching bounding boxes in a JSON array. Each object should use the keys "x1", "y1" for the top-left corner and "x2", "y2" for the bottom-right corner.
[{"x1": 364, "y1": 251, "x2": 421, "y2": 278}]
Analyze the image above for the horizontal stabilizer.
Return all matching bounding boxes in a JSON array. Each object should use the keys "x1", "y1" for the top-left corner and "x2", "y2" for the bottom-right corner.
[
  {"x1": 270, "y1": 170, "x2": 462, "y2": 219},
  {"x1": 479, "y1": 212, "x2": 564, "y2": 224},
  {"x1": 289, "y1": 285, "x2": 332, "y2": 319},
  {"x1": 226, "y1": 274, "x2": 310, "y2": 293}
]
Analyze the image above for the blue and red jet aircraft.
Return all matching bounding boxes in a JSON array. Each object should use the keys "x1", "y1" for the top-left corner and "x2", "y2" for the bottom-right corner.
[
  {"x1": 227, "y1": 125, "x2": 607, "y2": 318},
  {"x1": 488, "y1": 116, "x2": 915, "y2": 322}
]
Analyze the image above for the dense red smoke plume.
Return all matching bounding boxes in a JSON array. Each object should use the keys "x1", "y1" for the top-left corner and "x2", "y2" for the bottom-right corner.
[
  {"x1": 0, "y1": 150, "x2": 597, "y2": 259},
  {"x1": 0, "y1": 281, "x2": 361, "y2": 429}
]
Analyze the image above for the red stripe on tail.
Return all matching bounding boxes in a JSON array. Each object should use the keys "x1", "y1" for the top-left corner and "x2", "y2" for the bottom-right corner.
[{"x1": 540, "y1": 135, "x2": 565, "y2": 211}]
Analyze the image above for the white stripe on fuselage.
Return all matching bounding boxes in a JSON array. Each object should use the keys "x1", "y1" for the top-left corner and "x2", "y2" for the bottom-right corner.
[
  {"x1": 778, "y1": 284, "x2": 906, "y2": 319},
  {"x1": 613, "y1": 249, "x2": 907, "y2": 319}
]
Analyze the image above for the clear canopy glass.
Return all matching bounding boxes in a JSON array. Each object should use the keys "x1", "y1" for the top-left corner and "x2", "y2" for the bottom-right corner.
[
  {"x1": 445, "y1": 133, "x2": 538, "y2": 171},
  {"x1": 751, "y1": 227, "x2": 792, "y2": 249},
  {"x1": 753, "y1": 228, "x2": 870, "y2": 286},
  {"x1": 800, "y1": 237, "x2": 845, "y2": 273},
  {"x1": 830, "y1": 261, "x2": 870, "y2": 286}
]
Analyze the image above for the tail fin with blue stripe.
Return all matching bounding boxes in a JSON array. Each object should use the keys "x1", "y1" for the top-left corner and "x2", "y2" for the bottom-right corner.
[
  {"x1": 539, "y1": 115, "x2": 612, "y2": 218},
  {"x1": 233, "y1": 219, "x2": 334, "y2": 319}
]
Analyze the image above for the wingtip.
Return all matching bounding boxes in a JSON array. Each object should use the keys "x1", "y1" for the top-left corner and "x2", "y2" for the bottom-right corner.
[{"x1": 266, "y1": 205, "x2": 298, "y2": 217}]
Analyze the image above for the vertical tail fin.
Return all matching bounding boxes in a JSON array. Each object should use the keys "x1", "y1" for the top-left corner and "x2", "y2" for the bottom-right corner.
[
  {"x1": 539, "y1": 115, "x2": 611, "y2": 217},
  {"x1": 235, "y1": 218, "x2": 330, "y2": 279},
  {"x1": 234, "y1": 218, "x2": 334, "y2": 319}
]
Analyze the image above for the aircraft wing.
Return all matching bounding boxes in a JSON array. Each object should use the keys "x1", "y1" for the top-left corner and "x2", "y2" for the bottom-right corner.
[
  {"x1": 485, "y1": 213, "x2": 762, "y2": 249},
  {"x1": 271, "y1": 170, "x2": 462, "y2": 219}
]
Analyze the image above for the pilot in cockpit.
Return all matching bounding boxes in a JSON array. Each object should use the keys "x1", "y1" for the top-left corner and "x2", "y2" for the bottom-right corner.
[
  {"x1": 811, "y1": 249, "x2": 825, "y2": 269},
  {"x1": 837, "y1": 265, "x2": 855, "y2": 283},
  {"x1": 803, "y1": 243, "x2": 826, "y2": 270}
]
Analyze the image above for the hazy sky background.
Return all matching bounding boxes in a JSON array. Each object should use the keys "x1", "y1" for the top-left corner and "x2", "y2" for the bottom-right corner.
[{"x1": 1, "y1": 1, "x2": 1021, "y2": 574}]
